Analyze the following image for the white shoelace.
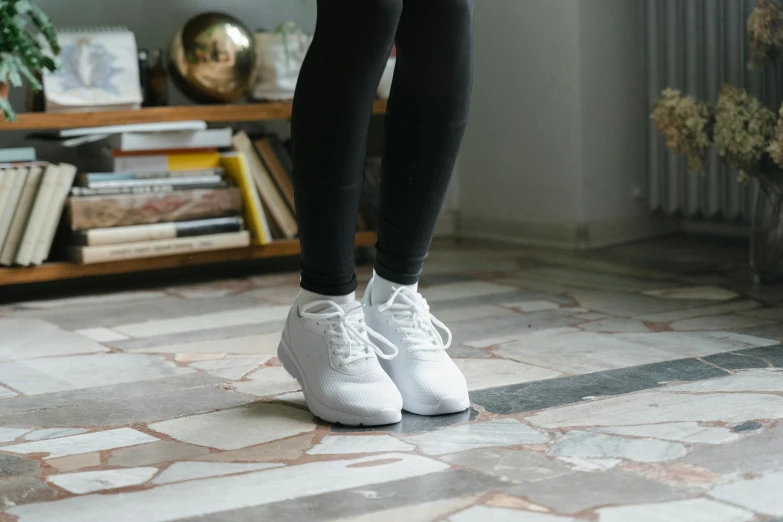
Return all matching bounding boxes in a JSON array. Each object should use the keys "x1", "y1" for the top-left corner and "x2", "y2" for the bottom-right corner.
[
  {"x1": 378, "y1": 286, "x2": 453, "y2": 353},
  {"x1": 301, "y1": 301, "x2": 398, "y2": 366}
]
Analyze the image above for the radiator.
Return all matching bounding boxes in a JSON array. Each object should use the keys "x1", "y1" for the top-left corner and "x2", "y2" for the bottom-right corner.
[{"x1": 646, "y1": 0, "x2": 781, "y2": 222}]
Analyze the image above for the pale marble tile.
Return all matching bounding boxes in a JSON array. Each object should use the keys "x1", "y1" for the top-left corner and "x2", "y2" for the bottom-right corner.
[
  {"x1": 516, "y1": 266, "x2": 671, "y2": 293},
  {"x1": 4, "y1": 428, "x2": 157, "y2": 459},
  {"x1": 248, "y1": 285, "x2": 302, "y2": 304},
  {"x1": 74, "y1": 327, "x2": 129, "y2": 343},
  {"x1": 25, "y1": 428, "x2": 89, "y2": 441},
  {"x1": 643, "y1": 286, "x2": 740, "y2": 301},
  {"x1": 8, "y1": 453, "x2": 449, "y2": 522},
  {"x1": 0, "y1": 385, "x2": 17, "y2": 399},
  {"x1": 463, "y1": 337, "x2": 516, "y2": 348},
  {"x1": 424, "y1": 282, "x2": 518, "y2": 303},
  {"x1": 0, "y1": 427, "x2": 28, "y2": 443},
  {"x1": 454, "y1": 359, "x2": 561, "y2": 390},
  {"x1": 494, "y1": 332, "x2": 674, "y2": 374},
  {"x1": 0, "y1": 354, "x2": 193, "y2": 395},
  {"x1": 275, "y1": 391, "x2": 306, "y2": 407},
  {"x1": 48, "y1": 452, "x2": 101, "y2": 472},
  {"x1": 133, "y1": 332, "x2": 281, "y2": 356},
  {"x1": 635, "y1": 300, "x2": 761, "y2": 323},
  {"x1": 196, "y1": 433, "x2": 315, "y2": 463},
  {"x1": 528, "y1": 391, "x2": 783, "y2": 429},
  {"x1": 112, "y1": 305, "x2": 289, "y2": 338},
  {"x1": 435, "y1": 305, "x2": 514, "y2": 323},
  {"x1": 0, "y1": 318, "x2": 108, "y2": 362},
  {"x1": 501, "y1": 300, "x2": 560, "y2": 313},
  {"x1": 307, "y1": 435, "x2": 415, "y2": 455},
  {"x1": 149, "y1": 403, "x2": 314, "y2": 450},
  {"x1": 167, "y1": 280, "x2": 251, "y2": 299},
  {"x1": 670, "y1": 314, "x2": 775, "y2": 331},
  {"x1": 190, "y1": 355, "x2": 270, "y2": 380},
  {"x1": 334, "y1": 496, "x2": 479, "y2": 522},
  {"x1": 548, "y1": 430, "x2": 686, "y2": 463},
  {"x1": 450, "y1": 506, "x2": 575, "y2": 522},
  {"x1": 233, "y1": 366, "x2": 301, "y2": 398},
  {"x1": 152, "y1": 461, "x2": 281, "y2": 484},
  {"x1": 579, "y1": 318, "x2": 651, "y2": 333},
  {"x1": 597, "y1": 498, "x2": 755, "y2": 522},
  {"x1": 405, "y1": 419, "x2": 549, "y2": 456},
  {"x1": 16, "y1": 291, "x2": 165, "y2": 310},
  {"x1": 496, "y1": 331, "x2": 776, "y2": 375},
  {"x1": 556, "y1": 457, "x2": 622, "y2": 472},
  {"x1": 663, "y1": 370, "x2": 783, "y2": 393},
  {"x1": 592, "y1": 422, "x2": 739, "y2": 445},
  {"x1": 709, "y1": 471, "x2": 783, "y2": 516},
  {"x1": 48, "y1": 467, "x2": 158, "y2": 494},
  {"x1": 174, "y1": 353, "x2": 225, "y2": 362}
]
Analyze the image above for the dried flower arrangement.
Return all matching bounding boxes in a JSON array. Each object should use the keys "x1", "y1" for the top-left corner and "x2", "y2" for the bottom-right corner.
[{"x1": 652, "y1": 0, "x2": 783, "y2": 179}]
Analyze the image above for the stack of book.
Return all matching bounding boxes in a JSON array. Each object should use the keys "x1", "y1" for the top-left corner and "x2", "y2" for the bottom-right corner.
[
  {"x1": 0, "y1": 148, "x2": 77, "y2": 267},
  {"x1": 66, "y1": 128, "x2": 254, "y2": 264}
]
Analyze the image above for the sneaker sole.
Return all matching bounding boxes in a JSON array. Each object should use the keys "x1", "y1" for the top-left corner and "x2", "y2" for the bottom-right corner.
[
  {"x1": 277, "y1": 336, "x2": 402, "y2": 427},
  {"x1": 402, "y1": 395, "x2": 471, "y2": 416}
]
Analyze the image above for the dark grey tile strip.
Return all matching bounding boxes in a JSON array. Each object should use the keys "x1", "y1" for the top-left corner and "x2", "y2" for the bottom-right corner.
[
  {"x1": 174, "y1": 469, "x2": 504, "y2": 522},
  {"x1": 470, "y1": 344, "x2": 783, "y2": 416}
]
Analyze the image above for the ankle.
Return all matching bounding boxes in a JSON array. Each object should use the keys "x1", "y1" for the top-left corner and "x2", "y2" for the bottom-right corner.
[
  {"x1": 298, "y1": 289, "x2": 356, "y2": 314},
  {"x1": 370, "y1": 270, "x2": 418, "y2": 305}
]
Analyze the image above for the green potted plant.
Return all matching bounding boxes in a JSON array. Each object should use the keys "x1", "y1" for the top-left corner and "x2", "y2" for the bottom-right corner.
[{"x1": 0, "y1": 0, "x2": 59, "y2": 122}]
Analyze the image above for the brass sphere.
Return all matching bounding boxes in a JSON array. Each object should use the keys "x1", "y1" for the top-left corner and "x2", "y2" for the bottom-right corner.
[{"x1": 169, "y1": 12, "x2": 255, "y2": 104}]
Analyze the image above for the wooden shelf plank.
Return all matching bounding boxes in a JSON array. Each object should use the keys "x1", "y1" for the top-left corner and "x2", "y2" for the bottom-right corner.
[
  {"x1": 0, "y1": 232, "x2": 377, "y2": 286},
  {"x1": 0, "y1": 100, "x2": 388, "y2": 131}
]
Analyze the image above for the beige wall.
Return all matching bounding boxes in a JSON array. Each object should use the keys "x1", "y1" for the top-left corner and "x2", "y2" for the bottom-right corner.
[{"x1": 459, "y1": 0, "x2": 671, "y2": 248}]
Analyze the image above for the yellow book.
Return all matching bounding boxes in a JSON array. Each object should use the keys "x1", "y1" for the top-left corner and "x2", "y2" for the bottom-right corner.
[
  {"x1": 221, "y1": 152, "x2": 272, "y2": 245},
  {"x1": 168, "y1": 152, "x2": 222, "y2": 172}
]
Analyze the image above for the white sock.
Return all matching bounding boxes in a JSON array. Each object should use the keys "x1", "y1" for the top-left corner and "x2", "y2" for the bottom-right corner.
[
  {"x1": 370, "y1": 270, "x2": 418, "y2": 305},
  {"x1": 299, "y1": 288, "x2": 356, "y2": 313}
]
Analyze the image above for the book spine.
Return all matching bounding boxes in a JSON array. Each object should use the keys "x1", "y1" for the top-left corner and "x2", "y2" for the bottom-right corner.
[
  {"x1": 68, "y1": 187, "x2": 243, "y2": 230},
  {"x1": 77, "y1": 168, "x2": 224, "y2": 186},
  {"x1": 70, "y1": 180, "x2": 228, "y2": 196},
  {"x1": 70, "y1": 230, "x2": 251, "y2": 264},
  {"x1": 73, "y1": 217, "x2": 244, "y2": 246}
]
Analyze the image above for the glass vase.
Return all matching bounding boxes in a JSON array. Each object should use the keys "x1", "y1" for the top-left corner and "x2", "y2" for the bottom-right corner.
[{"x1": 751, "y1": 173, "x2": 783, "y2": 284}]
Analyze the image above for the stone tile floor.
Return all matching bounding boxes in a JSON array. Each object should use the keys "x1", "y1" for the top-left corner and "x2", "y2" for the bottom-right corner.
[{"x1": 2, "y1": 235, "x2": 783, "y2": 521}]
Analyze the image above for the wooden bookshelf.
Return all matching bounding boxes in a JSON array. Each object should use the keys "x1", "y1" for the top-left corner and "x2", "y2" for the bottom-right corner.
[
  {"x1": 0, "y1": 100, "x2": 388, "y2": 130},
  {"x1": 0, "y1": 232, "x2": 377, "y2": 286},
  {"x1": 0, "y1": 102, "x2": 387, "y2": 286}
]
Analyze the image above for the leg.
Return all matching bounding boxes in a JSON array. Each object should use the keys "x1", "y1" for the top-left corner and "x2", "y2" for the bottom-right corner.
[
  {"x1": 374, "y1": 0, "x2": 475, "y2": 285},
  {"x1": 281, "y1": 0, "x2": 405, "y2": 427},
  {"x1": 363, "y1": 0, "x2": 474, "y2": 416},
  {"x1": 291, "y1": 0, "x2": 402, "y2": 296}
]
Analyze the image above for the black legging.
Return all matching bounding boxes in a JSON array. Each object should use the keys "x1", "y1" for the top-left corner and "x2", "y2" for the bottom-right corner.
[{"x1": 292, "y1": 0, "x2": 474, "y2": 296}]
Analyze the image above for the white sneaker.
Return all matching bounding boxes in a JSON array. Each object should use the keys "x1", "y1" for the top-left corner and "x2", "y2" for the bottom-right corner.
[
  {"x1": 278, "y1": 292, "x2": 403, "y2": 426},
  {"x1": 363, "y1": 278, "x2": 470, "y2": 415}
]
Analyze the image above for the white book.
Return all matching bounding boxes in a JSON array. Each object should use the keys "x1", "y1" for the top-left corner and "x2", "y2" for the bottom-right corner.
[
  {"x1": 1, "y1": 166, "x2": 43, "y2": 265},
  {"x1": 59, "y1": 120, "x2": 207, "y2": 138},
  {"x1": 32, "y1": 163, "x2": 78, "y2": 265},
  {"x1": 0, "y1": 169, "x2": 12, "y2": 226},
  {"x1": 0, "y1": 168, "x2": 29, "y2": 249},
  {"x1": 15, "y1": 164, "x2": 61, "y2": 266},
  {"x1": 70, "y1": 230, "x2": 250, "y2": 264},
  {"x1": 109, "y1": 128, "x2": 233, "y2": 152}
]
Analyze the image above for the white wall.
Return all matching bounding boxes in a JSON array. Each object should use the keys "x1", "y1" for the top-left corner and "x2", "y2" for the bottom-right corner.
[{"x1": 459, "y1": 0, "x2": 673, "y2": 248}]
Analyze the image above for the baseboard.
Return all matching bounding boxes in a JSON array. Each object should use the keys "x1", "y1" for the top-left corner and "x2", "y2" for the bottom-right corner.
[{"x1": 458, "y1": 214, "x2": 678, "y2": 249}]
